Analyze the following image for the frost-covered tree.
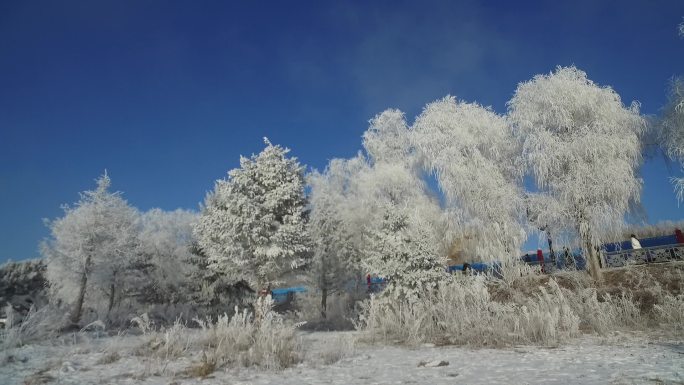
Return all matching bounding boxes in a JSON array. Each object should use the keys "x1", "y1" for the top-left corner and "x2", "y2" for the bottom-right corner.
[
  {"x1": 508, "y1": 66, "x2": 646, "y2": 280},
  {"x1": 659, "y1": 77, "x2": 684, "y2": 202},
  {"x1": 307, "y1": 158, "x2": 365, "y2": 317},
  {"x1": 357, "y1": 110, "x2": 449, "y2": 301},
  {"x1": 412, "y1": 97, "x2": 526, "y2": 262},
  {"x1": 363, "y1": 207, "x2": 447, "y2": 303},
  {"x1": 42, "y1": 173, "x2": 139, "y2": 326},
  {"x1": 193, "y1": 138, "x2": 311, "y2": 289},
  {"x1": 136, "y1": 208, "x2": 198, "y2": 304},
  {"x1": 362, "y1": 109, "x2": 411, "y2": 164}
]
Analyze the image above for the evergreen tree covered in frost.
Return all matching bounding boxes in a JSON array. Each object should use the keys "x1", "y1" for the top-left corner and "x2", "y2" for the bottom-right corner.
[
  {"x1": 308, "y1": 158, "x2": 364, "y2": 317},
  {"x1": 412, "y1": 96, "x2": 526, "y2": 262},
  {"x1": 659, "y1": 77, "x2": 684, "y2": 202},
  {"x1": 136, "y1": 208, "x2": 198, "y2": 304},
  {"x1": 363, "y1": 207, "x2": 447, "y2": 303},
  {"x1": 357, "y1": 110, "x2": 449, "y2": 301},
  {"x1": 193, "y1": 138, "x2": 310, "y2": 289},
  {"x1": 42, "y1": 172, "x2": 139, "y2": 326},
  {"x1": 508, "y1": 66, "x2": 645, "y2": 280}
]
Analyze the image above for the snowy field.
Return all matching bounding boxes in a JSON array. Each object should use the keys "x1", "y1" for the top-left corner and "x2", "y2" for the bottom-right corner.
[{"x1": 2, "y1": 331, "x2": 682, "y2": 385}]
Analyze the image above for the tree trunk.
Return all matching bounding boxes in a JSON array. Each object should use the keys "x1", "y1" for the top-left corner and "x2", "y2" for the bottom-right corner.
[
  {"x1": 107, "y1": 283, "x2": 116, "y2": 315},
  {"x1": 69, "y1": 257, "x2": 91, "y2": 326},
  {"x1": 546, "y1": 230, "x2": 556, "y2": 266},
  {"x1": 584, "y1": 238, "x2": 603, "y2": 282},
  {"x1": 577, "y1": 215, "x2": 602, "y2": 282},
  {"x1": 320, "y1": 288, "x2": 328, "y2": 319}
]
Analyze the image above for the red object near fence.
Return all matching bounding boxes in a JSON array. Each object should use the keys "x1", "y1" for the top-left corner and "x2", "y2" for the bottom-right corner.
[
  {"x1": 537, "y1": 248, "x2": 545, "y2": 273},
  {"x1": 367, "y1": 274, "x2": 371, "y2": 290},
  {"x1": 676, "y1": 228, "x2": 684, "y2": 244}
]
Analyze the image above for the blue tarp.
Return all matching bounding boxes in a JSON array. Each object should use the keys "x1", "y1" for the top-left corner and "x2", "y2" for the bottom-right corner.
[{"x1": 271, "y1": 286, "x2": 307, "y2": 304}]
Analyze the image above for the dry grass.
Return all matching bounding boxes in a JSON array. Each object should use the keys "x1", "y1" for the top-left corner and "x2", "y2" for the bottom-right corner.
[
  {"x1": 292, "y1": 290, "x2": 363, "y2": 331},
  {"x1": 318, "y1": 334, "x2": 356, "y2": 365},
  {"x1": 184, "y1": 352, "x2": 217, "y2": 378},
  {"x1": 358, "y1": 262, "x2": 684, "y2": 347},
  {"x1": 0, "y1": 305, "x2": 64, "y2": 352},
  {"x1": 131, "y1": 295, "x2": 302, "y2": 372},
  {"x1": 96, "y1": 351, "x2": 121, "y2": 365}
]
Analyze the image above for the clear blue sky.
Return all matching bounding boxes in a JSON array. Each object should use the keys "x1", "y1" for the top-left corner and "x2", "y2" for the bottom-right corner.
[{"x1": 1, "y1": 0, "x2": 683, "y2": 262}]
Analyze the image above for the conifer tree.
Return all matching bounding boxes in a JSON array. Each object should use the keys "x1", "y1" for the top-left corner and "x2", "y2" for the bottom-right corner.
[{"x1": 194, "y1": 138, "x2": 310, "y2": 289}]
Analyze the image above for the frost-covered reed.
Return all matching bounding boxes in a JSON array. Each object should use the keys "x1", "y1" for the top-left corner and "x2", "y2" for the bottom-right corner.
[{"x1": 357, "y1": 266, "x2": 684, "y2": 347}]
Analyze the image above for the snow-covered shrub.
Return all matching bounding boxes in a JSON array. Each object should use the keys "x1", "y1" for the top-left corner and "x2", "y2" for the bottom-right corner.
[
  {"x1": 358, "y1": 274, "x2": 580, "y2": 347},
  {"x1": 560, "y1": 288, "x2": 643, "y2": 334},
  {"x1": 159, "y1": 318, "x2": 192, "y2": 359},
  {"x1": 194, "y1": 138, "x2": 311, "y2": 290},
  {"x1": 652, "y1": 295, "x2": 684, "y2": 332},
  {"x1": 193, "y1": 296, "x2": 301, "y2": 370},
  {"x1": 0, "y1": 305, "x2": 64, "y2": 350},
  {"x1": 358, "y1": 264, "x2": 681, "y2": 347},
  {"x1": 131, "y1": 295, "x2": 301, "y2": 372}
]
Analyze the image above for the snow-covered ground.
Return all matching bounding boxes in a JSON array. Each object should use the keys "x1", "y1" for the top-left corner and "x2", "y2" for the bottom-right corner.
[{"x1": 2, "y1": 331, "x2": 682, "y2": 385}]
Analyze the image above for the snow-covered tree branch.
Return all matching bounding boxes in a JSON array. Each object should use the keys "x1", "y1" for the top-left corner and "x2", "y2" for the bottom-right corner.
[{"x1": 658, "y1": 77, "x2": 684, "y2": 203}]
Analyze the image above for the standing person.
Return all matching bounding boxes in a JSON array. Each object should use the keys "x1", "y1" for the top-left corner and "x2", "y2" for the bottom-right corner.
[{"x1": 630, "y1": 234, "x2": 642, "y2": 250}]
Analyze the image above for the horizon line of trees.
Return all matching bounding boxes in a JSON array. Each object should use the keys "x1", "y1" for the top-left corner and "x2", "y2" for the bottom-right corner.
[{"x1": 40, "y1": 65, "x2": 684, "y2": 327}]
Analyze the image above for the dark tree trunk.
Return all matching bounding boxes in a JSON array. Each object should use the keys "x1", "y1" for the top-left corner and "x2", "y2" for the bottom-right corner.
[
  {"x1": 107, "y1": 283, "x2": 116, "y2": 314},
  {"x1": 69, "y1": 256, "x2": 91, "y2": 326},
  {"x1": 320, "y1": 288, "x2": 328, "y2": 319},
  {"x1": 546, "y1": 230, "x2": 556, "y2": 266}
]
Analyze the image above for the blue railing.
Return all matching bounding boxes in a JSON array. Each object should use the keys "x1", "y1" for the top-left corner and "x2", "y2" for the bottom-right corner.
[{"x1": 271, "y1": 235, "x2": 684, "y2": 304}]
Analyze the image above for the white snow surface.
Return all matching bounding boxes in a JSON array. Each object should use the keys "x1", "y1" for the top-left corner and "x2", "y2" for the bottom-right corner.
[{"x1": 1, "y1": 331, "x2": 682, "y2": 385}]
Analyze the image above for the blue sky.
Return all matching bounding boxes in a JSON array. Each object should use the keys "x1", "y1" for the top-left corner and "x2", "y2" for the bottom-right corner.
[{"x1": 1, "y1": 0, "x2": 683, "y2": 262}]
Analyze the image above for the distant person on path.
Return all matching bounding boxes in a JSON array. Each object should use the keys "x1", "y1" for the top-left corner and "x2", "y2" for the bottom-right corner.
[{"x1": 630, "y1": 234, "x2": 642, "y2": 250}]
